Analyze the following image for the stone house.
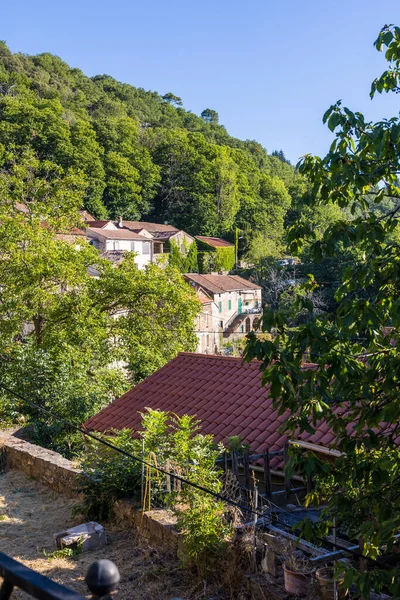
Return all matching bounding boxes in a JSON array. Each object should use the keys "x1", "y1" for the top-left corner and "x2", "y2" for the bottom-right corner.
[
  {"x1": 195, "y1": 288, "x2": 220, "y2": 355},
  {"x1": 184, "y1": 273, "x2": 262, "y2": 353},
  {"x1": 119, "y1": 220, "x2": 195, "y2": 257}
]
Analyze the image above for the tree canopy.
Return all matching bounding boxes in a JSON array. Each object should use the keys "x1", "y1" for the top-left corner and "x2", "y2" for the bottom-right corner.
[
  {"x1": 0, "y1": 41, "x2": 306, "y2": 253},
  {"x1": 0, "y1": 158, "x2": 200, "y2": 454},
  {"x1": 245, "y1": 25, "x2": 400, "y2": 596}
]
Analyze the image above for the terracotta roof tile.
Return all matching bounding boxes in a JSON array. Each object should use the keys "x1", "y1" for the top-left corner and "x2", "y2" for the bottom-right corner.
[
  {"x1": 87, "y1": 228, "x2": 150, "y2": 241},
  {"x1": 121, "y1": 221, "x2": 179, "y2": 234},
  {"x1": 184, "y1": 274, "x2": 261, "y2": 294},
  {"x1": 84, "y1": 352, "x2": 396, "y2": 462},
  {"x1": 195, "y1": 236, "x2": 234, "y2": 248},
  {"x1": 85, "y1": 220, "x2": 112, "y2": 228}
]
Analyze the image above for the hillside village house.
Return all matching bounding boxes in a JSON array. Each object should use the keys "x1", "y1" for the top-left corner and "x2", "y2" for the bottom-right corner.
[
  {"x1": 86, "y1": 222, "x2": 154, "y2": 270},
  {"x1": 117, "y1": 220, "x2": 195, "y2": 256},
  {"x1": 184, "y1": 273, "x2": 262, "y2": 354},
  {"x1": 82, "y1": 215, "x2": 195, "y2": 266}
]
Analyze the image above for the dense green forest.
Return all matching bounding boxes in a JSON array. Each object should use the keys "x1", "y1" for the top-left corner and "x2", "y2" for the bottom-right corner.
[{"x1": 0, "y1": 41, "x2": 306, "y2": 256}]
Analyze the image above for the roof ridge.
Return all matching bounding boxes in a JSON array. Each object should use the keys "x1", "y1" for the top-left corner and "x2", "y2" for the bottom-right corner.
[{"x1": 177, "y1": 351, "x2": 259, "y2": 364}]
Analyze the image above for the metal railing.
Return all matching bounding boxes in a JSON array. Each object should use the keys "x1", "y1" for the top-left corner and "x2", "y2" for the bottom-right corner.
[
  {"x1": 223, "y1": 306, "x2": 262, "y2": 331},
  {"x1": 0, "y1": 552, "x2": 119, "y2": 600}
]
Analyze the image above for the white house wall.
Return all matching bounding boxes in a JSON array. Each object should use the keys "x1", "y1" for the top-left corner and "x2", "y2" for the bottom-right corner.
[{"x1": 88, "y1": 233, "x2": 153, "y2": 269}]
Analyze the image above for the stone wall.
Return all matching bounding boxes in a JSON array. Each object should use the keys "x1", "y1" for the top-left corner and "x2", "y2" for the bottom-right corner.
[
  {"x1": 0, "y1": 431, "x2": 181, "y2": 552},
  {"x1": 0, "y1": 431, "x2": 82, "y2": 498},
  {"x1": 114, "y1": 500, "x2": 181, "y2": 553}
]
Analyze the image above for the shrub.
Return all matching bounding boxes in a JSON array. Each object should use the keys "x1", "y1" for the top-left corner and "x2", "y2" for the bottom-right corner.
[
  {"x1": 77, "y1": 429, "x2": 141, "y2": 521},
  {"x1": 77, "y1": 409, "x2": 233, "y2": 580}
]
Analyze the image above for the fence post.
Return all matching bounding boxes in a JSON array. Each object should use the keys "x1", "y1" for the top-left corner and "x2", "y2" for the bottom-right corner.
[
  {"x1": 165, "y1": 459, "x2": 171, "y2": 494},
  {"x1": 284, "y1": 442, "x2": 290, "y2": 501},
  {"x1": 263, "y1": 449, "x2": 272, "y2": 500},
  {"x1": 140, "y1": 438, "x2": 145, "y2": 506},
  {"x1": 253, "y1": 483, "x2": 259, "y2": 571},
  {"x1": 224, "y1": 450, "x2": 228, "y2": 474},
  {"x1": 243, "y1": 449, "x2": 250, "y2": 489},
  {"x1": 232, "y1": 450, "x2": 239, "y2": 478}
]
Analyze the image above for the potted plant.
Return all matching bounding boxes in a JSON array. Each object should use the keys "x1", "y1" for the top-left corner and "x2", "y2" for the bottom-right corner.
[
  {"x1": 316, "y1": 567, "x2": 347, "y2": 600},
  {"x1": 282, "y1": 544, "x2": 315, "y2": 596}
]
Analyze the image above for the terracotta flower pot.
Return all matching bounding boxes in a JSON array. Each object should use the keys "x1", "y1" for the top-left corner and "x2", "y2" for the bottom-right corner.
[
  {"x1": 283, "y1": 562, "x2": 314, "y2": 596},
  {"x1": 316, "y1": 567, "x2": 346, "y2": 600}
]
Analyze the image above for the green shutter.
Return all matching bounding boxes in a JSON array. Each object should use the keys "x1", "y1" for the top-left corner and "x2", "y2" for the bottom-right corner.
[
  {"x1": 228, "y1": 299, "x2": 232, "y2": 310},
  {"x1": 219, "y1": 301, "x2": 222, "y2": 313}
]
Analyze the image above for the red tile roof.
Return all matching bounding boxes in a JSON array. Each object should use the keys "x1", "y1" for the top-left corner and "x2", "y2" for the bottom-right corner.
[
  {"x1": 86, "y1": 220, "x2": 188, "y2": 242},
  {"x1": 86, "y1": 228, "x2": 150, "y2": 241},
  {"x1": 196, "y1": 236, "x2": 234, "y2": 248},
  {"x1": 184, "y1": 274, "x2": 261, "y2": 294},
  {"x1": 83, "y1": 353, "x2": 344, "y2": 462},
  {"x1": 84, "y1": 220, "x2": 113, "y2": 229},
  {"x1": 121, "y1": 221, "x2": 179, "y2": 234}
]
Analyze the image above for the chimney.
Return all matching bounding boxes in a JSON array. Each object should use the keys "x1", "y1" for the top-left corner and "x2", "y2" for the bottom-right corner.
[{"x1": 118, "y1": 216, "x2": 123, "y2": 228}]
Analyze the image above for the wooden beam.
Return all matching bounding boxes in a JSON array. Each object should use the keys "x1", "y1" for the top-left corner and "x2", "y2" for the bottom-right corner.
[
  {"x1": 288, "y1": 439, "x2": 342, "y2": 458},
  {"x1": 310, "y1": 546, "x2": 358, "y2": 565}
]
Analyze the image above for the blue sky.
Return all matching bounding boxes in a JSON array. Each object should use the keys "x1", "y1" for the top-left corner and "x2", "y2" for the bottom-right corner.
[{"x1": 2, "y1": 0, "x2": 400, "y2": 163}]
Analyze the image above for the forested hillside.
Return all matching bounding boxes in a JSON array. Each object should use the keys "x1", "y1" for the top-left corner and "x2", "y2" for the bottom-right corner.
[{"x1": 0, "y1": 42, "x2": 306, "y2": 254}]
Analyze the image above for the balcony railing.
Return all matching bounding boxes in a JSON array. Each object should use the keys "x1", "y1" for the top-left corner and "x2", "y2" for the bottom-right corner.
[
  {"x1": 0, "y1": 551, "x2": 119, "y2": 599},
  {"x1": 223, "y1": 306, "x2": 262, "y2": 331}
]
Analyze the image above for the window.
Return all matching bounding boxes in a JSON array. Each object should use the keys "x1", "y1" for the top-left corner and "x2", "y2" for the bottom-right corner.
[
  {"x1": 228, "y1": 299, "x2": 232, "y2": 310},
  {"x1": 143, "y1": 242, "x2": 150, "y2": 255},
  {"x1": 218, "y1": 301, "x2": 222, "y2": 313},
  {"x1": 130, "y1": 241, "x2": 135, "y2": 251},
  {"x1": 113, "y1": 241, "x2": 119, "y2": 250},
  {"x1": 240, "y1": 325, "x2": 244, "y2": 333}
]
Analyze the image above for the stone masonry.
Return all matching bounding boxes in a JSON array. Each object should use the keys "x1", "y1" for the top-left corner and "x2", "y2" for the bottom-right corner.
[{"x1": 0, "y1": 431, "x2": 82, "y2": 498}]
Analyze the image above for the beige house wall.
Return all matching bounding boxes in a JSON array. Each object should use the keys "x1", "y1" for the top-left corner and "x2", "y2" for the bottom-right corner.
[{"x1": 192, "y1": 284, "x2": 262, "y2": 354}]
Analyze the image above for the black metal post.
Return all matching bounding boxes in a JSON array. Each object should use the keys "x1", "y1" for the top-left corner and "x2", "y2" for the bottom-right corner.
[
  {"x1": 85, "y1": 560, "x2": 120, "y2": 600},
  {"x1": 243, "y1": 449, "x2": 250, "y2": 489},
  {"x1": 0, "y1": 580, "x2": 14, "y2": 600},
  {"x1": 284, "y1": 442, "x2": 290, "y2": 501},
  {"x1": 263, "y1": 449, "x2": 272, "y2": 500}
]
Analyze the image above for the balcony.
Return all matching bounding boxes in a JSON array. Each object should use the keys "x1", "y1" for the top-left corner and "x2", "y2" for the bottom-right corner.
[{"x1": 223, "y1": 306, "x2": 262, "y2": 335}]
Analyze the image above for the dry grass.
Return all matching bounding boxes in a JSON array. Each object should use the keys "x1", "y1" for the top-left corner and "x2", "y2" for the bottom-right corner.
[{"x1": 0, "y1": 470, "x2": 198, "y2": 599}]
